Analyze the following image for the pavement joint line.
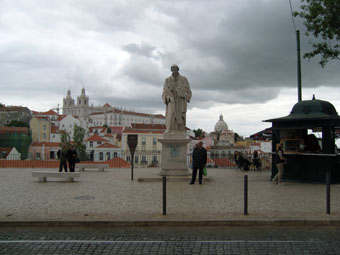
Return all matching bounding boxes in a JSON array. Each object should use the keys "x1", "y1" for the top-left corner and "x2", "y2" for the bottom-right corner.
[
  {"x1": 0, "y1": 240, "x2": 330, "y2": 244},
  {"x1": 1, "y1": 220, "x2": 340, "y2": 227}
]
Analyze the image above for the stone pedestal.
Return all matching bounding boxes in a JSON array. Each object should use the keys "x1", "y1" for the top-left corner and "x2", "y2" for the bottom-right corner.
[{"x1": 158, "y1": 133, "x2": 191, "y2": 176}]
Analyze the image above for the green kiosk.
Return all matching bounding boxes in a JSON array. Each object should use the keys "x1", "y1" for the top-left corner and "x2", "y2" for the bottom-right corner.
[{"x1": 265, "y1": 96, "x2": 340, "y2": 183}]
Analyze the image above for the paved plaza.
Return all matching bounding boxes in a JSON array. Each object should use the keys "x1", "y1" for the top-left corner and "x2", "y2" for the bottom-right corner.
[{"x1": 1, "y1": 167, "x2": 340, "y2": 224}]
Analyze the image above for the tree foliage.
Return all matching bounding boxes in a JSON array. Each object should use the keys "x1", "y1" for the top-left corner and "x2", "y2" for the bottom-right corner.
[
  {"x1": 73, "y1": 124, "x2": 88, "y2": 161},
  {"x1": 5, "y1": 120, "x2": 28, "y2": 127},
  {"x1": 60, "y1": 131, "x2": 71, "y2": 148},
  {"x1": 193, "y1": 128, "x2": 205, "y2": 138},
  {"x1": 234, "y1": 132, "x2": 242, "y2": 143},
  {"x1": 294, "y1": 0, "x2": 340, "y2": 67}
]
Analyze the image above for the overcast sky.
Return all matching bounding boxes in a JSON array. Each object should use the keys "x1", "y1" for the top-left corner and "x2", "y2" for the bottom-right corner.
[{"x1": 1, "y1": 0, "x2": 339, "y2": 137}]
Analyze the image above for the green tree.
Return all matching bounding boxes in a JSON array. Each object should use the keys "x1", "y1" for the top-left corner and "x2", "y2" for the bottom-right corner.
[
  {"x1": 294, "y1": 0, "x2": 340, "y2": 67},
  {"x1": 193, "y1": 128, "x2": 205, "y2": 138},
  {"x1": 60, "y1": 131, "x2": 71, "y2": 149},
  {"x1": 5, "y1": 120, "x2": 28, "y2": 127},
  {"x1": 234, "y1": 132, "x2": 242, "y2": 143},
  {"x1": 73, "y1": 124, "x2": 88, "y2": 161}
]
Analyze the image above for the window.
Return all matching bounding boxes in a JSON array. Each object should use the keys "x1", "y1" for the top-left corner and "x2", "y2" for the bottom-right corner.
[
  {"x1": 50, "y1": 151, "x2": 55, "y2": 159},
  {"x1": 142, "y1": 137, "x2": 146, "y2": 145},
  {"x1": 43, "y1": 125, "x2": 46, "y2": 131},
  {"x1": 114, "y1": 152, "x2": 117, "y2": 158},
  {"x1": 135, "y1": 155, "x2": 139, "y2": 163},
  {"x1": 43, "y1": 133, "x2": 46, "y2": 139},
  {"x1": 90, "y1": 141, "x2": 93, "y2": 147},
  {"x1": 126, "y1": 155, "x2": 131, "y2": 162},
  {"x1": 36, "y1": 152, "x2": 41, "y2": 160},
  {"x1": 152, "y1": 155, "x2": 158, "y2": 163},
  {"x1": 153, "y1": 137, "x2": 157, "y2": 145},
  {"x1": 99, "y1": 152, "x2": 103, "y2": 161},
  {"x1": 97, "y1": 141, "x2": 101, "y2": 145},
  {"x1": 141, "y1": 155, "x2": 147, "y2": 163},
  {"x1": 106, "y1": 152, "x2": 110, "y2": 160}
]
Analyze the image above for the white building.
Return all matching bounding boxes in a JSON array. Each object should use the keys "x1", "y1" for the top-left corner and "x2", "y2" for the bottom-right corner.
[
  {"x1": 85, "y1": 134, "x2": 122, "y2": 161},
  {"x1": 0, "y1": 147, "x2": 21, "y2": 160},
  {"x1": 59, "y1": 114, "x2": 81, "y2": 140},
  {"x1": 62, "y1": 88, "x2": 165, "y2": 126},
  {"x1": 50, "y1": 126, "x2": 61, "y2": 143}
]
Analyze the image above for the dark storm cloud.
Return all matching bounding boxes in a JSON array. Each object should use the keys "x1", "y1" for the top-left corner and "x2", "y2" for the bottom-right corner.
[
  {"x1": 146, "y1": 0, "x2": 339, "y2": 104},
  {"x1": 0, "y1": 0, "x2": 338, "y2": 114}
]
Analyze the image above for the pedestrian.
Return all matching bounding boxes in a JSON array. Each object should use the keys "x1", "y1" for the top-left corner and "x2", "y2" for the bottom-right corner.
[
  {"x1": 190, "y1": 141, "x2": 207, "y2": 185},
  {"x1": 66, "y1": 144, "x2": 78, "y2": 172},
  {"x1": 253, "y1": 150, "x2": 260, "y2": 171},
  {"x1": 234, "y1": 151, "x2": 239, "y2": 169},
  {"x1": 57, "y1": 144, "x2": 68, "y2": 172},
  {"x1": 272, "y1": 142, "x2": 286, "y2": 185}
]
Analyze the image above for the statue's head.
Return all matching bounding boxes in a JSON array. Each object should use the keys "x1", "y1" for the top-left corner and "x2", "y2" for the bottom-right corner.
[{"x1": 171, "y1": 64, "x2": 179, "y2": 72}]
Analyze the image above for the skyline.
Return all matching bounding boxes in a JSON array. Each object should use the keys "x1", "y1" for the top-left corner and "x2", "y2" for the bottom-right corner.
[{"x1": 1, "y1": 0, "x2": 339, "y2": 136}]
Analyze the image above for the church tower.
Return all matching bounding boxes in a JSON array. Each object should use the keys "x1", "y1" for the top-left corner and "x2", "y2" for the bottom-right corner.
[
  {"x1": 62, "y1": 89, "x2": 75, "y2": 115},
  {"x1": 76, "y1": 87, "x2": 89, "y2": 119}
]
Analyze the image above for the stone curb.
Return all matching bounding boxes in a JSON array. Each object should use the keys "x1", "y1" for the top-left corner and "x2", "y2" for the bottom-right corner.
[{"x1": 1, "y1": 220, "x2": 340, "y2": 227}]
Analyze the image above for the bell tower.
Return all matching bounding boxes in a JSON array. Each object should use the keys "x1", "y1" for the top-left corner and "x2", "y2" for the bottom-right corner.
[
  {"x1": 76, "y1": 87, "x2": 89, "y2": 118},
  {"x1": 62, "y1": 89, "x2": 75, "y2": 114}
]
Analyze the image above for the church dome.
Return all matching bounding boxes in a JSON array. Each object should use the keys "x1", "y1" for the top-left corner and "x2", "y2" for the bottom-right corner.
[{"x1": 215, "y1": 114, "x2": 228, "y2": 132}]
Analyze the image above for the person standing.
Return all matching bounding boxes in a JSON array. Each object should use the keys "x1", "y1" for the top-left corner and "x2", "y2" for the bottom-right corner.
[
  {"x1": 272, "y1": 142, "x2": 286, "y2": 185},
  {"x1": 66, "y1": 144, "x2": 78, "y2": 172},
  {"x1": 162, "y1": 64, "x2": 192, "y2": 134},
  {"x1": 253, "y1": 150, "x2": 260, "y2": 171},
  {"x1": 190, "y1": 141, "x2": 207, "y2": 185},
  {"x1": 57, "y1": 144, "x2": 68, "y2": 172}
]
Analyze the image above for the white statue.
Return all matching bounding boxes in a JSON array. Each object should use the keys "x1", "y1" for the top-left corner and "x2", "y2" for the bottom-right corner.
[{"x1": 162, "y1": 64, "x2": 192, "y2": 133}]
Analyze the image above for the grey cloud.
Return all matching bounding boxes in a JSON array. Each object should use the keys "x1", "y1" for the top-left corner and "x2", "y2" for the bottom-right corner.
[
  {"x1": 122, "y1": 43, "x2": 157, "y2": 58},
  {"x1": 0, "y1": 0, "x2": 338, "y2": 116}
]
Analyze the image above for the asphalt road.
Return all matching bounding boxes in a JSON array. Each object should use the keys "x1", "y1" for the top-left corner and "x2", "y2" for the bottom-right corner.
[{"x1": 1, "y1": 226, "x2": 340, "y2": 254}]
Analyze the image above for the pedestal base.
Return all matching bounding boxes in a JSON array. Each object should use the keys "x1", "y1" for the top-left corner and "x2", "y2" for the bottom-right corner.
[{"x1": 158, "y1": 134, "x2": 191, "y2": 176}]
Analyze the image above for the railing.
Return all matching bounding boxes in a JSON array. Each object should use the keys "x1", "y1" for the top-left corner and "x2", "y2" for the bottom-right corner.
[{"x1": 0, "y1": 152, "x2": 272, "y2": 169}]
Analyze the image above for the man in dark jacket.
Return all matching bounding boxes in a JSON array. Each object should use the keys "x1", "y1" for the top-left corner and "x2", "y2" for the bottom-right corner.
[
  {"x1": 66, "y1": 144, "x2": 78, "y2": 172},
  {"x1": 190, "y1": 141, "x2": 207, "y2": 185},
  {"x1": 57, "y1": 144, "x2": 68, "y2": 172}
]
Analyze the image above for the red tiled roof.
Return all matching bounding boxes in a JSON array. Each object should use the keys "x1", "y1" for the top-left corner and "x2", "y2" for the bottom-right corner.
[
  {"x1": 103, "y1": 103, "x2": 111, "y2": 107},
  {"x1": 33, "y1": 109, "x2": 58, "y2": 116},
  {"x1": 31, "y1": 142, "x2": 61, "y2": 147},
  {"x1": 123, "y1": 129, "x2": 164, "y2": 134},
  {"x1": 85, "y1": 134, "x2": 109, "y2": 142},
  {"x1": 0, "y1": 106, "x2": 29, "y2": 112},
  {"x1": 96, "y1": 142, "x2": 120, "y2": 149},
  {"x1": 131, "y1": 123, "x2": 166, "y2": 130},
  {"x1": 57, "y1": 115, "x2": 66, "y2": 121},
  {"x1": 109, "y1": 126, "x2": 124, "y2": 134},
  {"x1": 0, "y1": 147, "x2": 12, "y2": 157},
  {"x1": 51, "y1": 126, "x2": 59, "y2": 133}
]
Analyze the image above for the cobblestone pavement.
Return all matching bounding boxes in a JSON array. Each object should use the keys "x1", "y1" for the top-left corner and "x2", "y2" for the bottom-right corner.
[{"x1": 1, "y1": 226, "x2": 340, "y2": 254}]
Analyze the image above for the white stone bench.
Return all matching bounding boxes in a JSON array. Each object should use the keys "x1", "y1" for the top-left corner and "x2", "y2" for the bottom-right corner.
[
  {"x1": 75, "y1": 164, "x2": 109, "y2": 171},
  {"x1": 32, "y1": 171, "x2": 80, "y2": 182}
]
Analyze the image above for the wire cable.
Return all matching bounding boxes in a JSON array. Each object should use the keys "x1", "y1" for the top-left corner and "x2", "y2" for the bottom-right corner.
[{"x1": 288, "y1": 0, "x2": 297, "y2": 31}]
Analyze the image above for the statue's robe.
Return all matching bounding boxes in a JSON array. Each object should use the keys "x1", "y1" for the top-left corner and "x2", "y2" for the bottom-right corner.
[{"x1": 162, "y1": 74, "x2": 192, "y2": 133}]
